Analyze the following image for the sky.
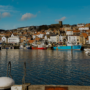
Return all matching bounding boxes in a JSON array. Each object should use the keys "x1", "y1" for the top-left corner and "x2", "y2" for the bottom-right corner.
[{"x1": 0, "y1": 0, "x2": 90, "y2": 30}]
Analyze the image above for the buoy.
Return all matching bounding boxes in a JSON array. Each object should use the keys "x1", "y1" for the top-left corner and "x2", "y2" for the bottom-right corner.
[{"x1": 0, "y1": 77, "x2": 15, "y2": 90}]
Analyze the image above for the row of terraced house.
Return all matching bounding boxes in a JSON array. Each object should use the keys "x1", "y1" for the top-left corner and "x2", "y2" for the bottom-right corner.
[{"x1": 0, "y1": 22, "x2": 90, "y2": 47}]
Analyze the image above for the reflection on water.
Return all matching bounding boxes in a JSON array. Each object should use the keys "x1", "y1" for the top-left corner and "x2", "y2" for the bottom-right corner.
[{"x1": 0, "y1": 49, "x2": 90, "y2": 85}]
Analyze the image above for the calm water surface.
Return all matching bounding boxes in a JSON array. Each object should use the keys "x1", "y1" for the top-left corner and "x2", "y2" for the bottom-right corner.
[{"x1": 0, "y1": 49, "x2": 90, "y2": 85}]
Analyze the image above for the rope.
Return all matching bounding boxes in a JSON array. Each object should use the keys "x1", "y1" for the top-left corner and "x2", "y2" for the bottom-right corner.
[{"x1": 7, "y1": 61, "x2": 12, "y2": 78}]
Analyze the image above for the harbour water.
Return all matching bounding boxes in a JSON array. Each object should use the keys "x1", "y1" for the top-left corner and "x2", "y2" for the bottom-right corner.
[{"x1": 0, "y1": 49, "x2": 90, "y2": 85}]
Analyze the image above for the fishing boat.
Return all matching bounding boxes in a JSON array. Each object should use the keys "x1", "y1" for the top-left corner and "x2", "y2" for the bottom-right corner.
[
  {"x1": 32, "y1": 45, "x2": 47, "y2": 50},
  {"x1": 20, "y1": 45, "x2": 23, "y2": 49},
  {"x1": 53, "y1": 45, "x2": 82, "y2": 50},
  {"x1": 26, "y1": 45, "x2": 31, "y2": 49},
  {"x1": 32, "y1": 43, "x2": 47, "y2": 50}
]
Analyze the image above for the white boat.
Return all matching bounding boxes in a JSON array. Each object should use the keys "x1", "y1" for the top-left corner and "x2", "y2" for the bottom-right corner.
[
  {"x1": 26, "y1": 45, "x2": 31, "y2": 49},
  {"x1": 20, "y1": 45, "x2": 23, "y2": 49},
  {"x1": 84, "y1": 48, "x2": 90, "y2": 51},
  {"x1": 84, "y1": 48, "x2": 90, "y2": 55}
]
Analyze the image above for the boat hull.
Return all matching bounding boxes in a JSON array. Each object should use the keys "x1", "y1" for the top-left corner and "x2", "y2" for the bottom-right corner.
[
  {"x1": 32, "y1": 47, "x2": 47, "y2": 50},
  {"x1": 53, "y1": 45, "x2": 82, "y2": 50},
  {"x1": 26, "y1": 47, "x2": 31, "y2": 49}
]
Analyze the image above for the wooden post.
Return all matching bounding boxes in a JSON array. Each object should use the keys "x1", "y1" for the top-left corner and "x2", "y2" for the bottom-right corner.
[{"x1": 71, "y1": 46, "x2": 73, "y2": 59}]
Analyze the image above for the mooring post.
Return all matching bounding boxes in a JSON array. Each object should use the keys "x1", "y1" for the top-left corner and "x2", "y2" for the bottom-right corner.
[
  {"x1": 71, "y1": 46, "x2": 73, "y2": 59},
  {"x1": 7, "y1": 61, "x2": 12, "y2": 78},
  {"x1": 22, "y1": 62, "x2": 26, "y2": 90}
]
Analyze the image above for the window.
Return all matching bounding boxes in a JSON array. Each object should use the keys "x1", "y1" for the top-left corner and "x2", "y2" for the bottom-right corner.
[{"x1": 77, "y1": 39, "x2": 79, "y2": 41}]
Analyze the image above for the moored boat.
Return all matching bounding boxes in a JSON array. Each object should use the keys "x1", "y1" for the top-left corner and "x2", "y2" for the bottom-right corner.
[
  {"x1": 84, "y1": 48, "x2": 90, "y2": 51},
  {"x1": 26, "y1": 45, "x2": 31, "y2": 49},
  {"x1": 20, "y1": 45, "x2": 23, "y2": 49},
  {"x1": 32, "y1": 44, "x2": 47, "y2": 50},
  {"x1": 53, "y1": 45, "x2": 82, "y2": 50}
]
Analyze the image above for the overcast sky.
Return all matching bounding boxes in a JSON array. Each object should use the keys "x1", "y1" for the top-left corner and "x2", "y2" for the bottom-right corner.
[{"x1": 0, "y1": 0, "x2": 90, "y2": 30}]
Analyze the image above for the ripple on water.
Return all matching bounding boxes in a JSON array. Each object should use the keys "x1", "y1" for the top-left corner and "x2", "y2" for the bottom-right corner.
[{"x1": 0, "y1": 49, "x2": 90, "y2": 85}]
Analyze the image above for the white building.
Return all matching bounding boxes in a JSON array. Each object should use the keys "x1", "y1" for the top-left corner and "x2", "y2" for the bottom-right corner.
[
  {"x1": 77, "y1": 24, "x2": 85, "y2": 27},
  {"x1": 79, "y1": 27, "x2": 89, "y2": 30},
  {"x1": 88, "y1": 36, "x2": 90, "y2": 44},
  {"x1": 37, "y1": 34, "x2": 44, "y2": 38},
  {"x1": 59, "y1": 36, "x2": 66, "y2": 42},
  {"x1": 49, "y1": 35, "x2": 58, "y2": 43},
  {"x1": 32, "y1": 33, "x2": 44, "y2": 39},
  {"x1": 44, "y1": 35, "x2": 47, "y2": 40},
  {"x1": 67, "y1": 36, "x2": 77, "y2": 45},
  {"x1": 66, "y1": 30, "x2": 73, "y2": 35},
  {"x1": 2, "y1": 36, "x2": 6, "y2": 43},
  {"x1": 8, "y1": 34, "x2": 20, "y2": 43},
  {"x1": 32, "y1": 35, "x2": 36, "y2": 39}
]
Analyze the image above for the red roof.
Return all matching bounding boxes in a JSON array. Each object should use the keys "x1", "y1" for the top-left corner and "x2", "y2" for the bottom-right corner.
[
  {"x1": 82, "y1": 33, "x2": 88, "y2": 38},
  {"x1": 73, "y1": 30, "x2": 80, "y2": 32},
  {"x1": 28, "y1": 40, "x2": 35, "y2": 43}
]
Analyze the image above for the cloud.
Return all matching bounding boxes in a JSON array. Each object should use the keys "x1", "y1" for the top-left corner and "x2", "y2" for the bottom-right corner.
[
  {"x1": 0, "y1": 5, "x2": 18, "y2": 13},
  {"x1": 21, "y1": 13, "x2": 36, "y2": 21},
  {"x1": 2, "y1": 12, "x2": 11, "y2": 17},
  {"x1": 0, "y1": 5, "x2": 12, "y2": 8},
  {"x1": 55, "y1": 16, "x2": 66, "y2": 22},
  {"x1": 0, "y1": 13, "x2": 1, "y2": 19}
]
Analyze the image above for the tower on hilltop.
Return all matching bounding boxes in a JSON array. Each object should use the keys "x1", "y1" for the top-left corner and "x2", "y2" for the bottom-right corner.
[{"x1": 59, "y1": 21, "x2": 62, "y2": 27}]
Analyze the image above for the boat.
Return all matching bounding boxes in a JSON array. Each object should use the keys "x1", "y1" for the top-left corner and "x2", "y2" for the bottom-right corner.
[
  {"x1": 26, "y1": 45, "x2": 31, "y2": 49},
  {"x1": 32, "y1": 44, "x2": 47, "y2": 50},
  {"x1": 32, "y1": 45, "x2": 47, "y2": 50},
  {"x1": 84, "y1": 48, "x2": 90, "y2": 56},
  {"x1": 84, "y1": 48, "x2": 90, "y2": 51},
  {"x1": 20, "y1": 45, "x2": 23, "y2": 49},
  {"x1": 53, "y1": 45, "x2": 82, "y2": 50},
  {"x1": 6, "y1": 47, "x2": 9, "y2": 49}
]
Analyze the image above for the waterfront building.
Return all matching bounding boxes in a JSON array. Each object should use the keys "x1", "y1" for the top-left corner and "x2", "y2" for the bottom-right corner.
[
  {"x1": 70, "y1": 35, "x2": 81, "y2": 45},
  {"x1": 8, "y1": 34, "x2": 20, "y2": 44},
  {"x1": 88, "y1": 36, "x2": 90, "y2": 44},
  {"x1": 49, "y1": 34, "x2": 59, "y2": 43},
  {"x1": 67, "y1": 36, "x2": 77, "y2": 45},
  {"x1": 80, "y1": 33, "x2": 87, "y2": 44},
  {"x1": 59, "y1": 35, "x2": 67, "y2": 44}
]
